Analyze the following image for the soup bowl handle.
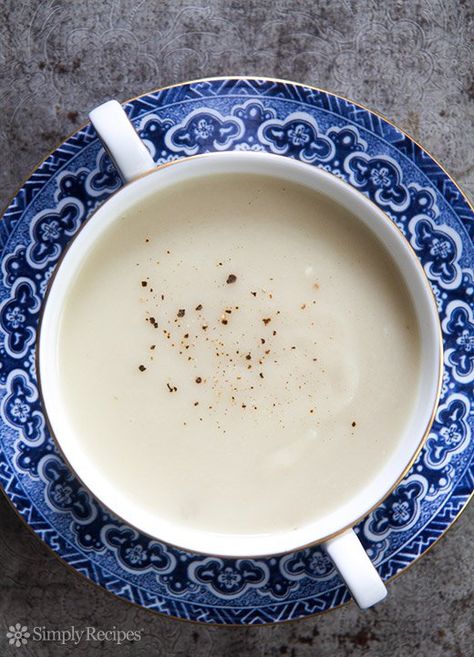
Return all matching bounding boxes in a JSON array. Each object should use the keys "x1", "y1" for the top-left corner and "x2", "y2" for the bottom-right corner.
[
  {"x1": 89, "y1": 100, "x2": 156, "y2": 183},
  {"x1": 323, "y1": 528, "x2": 387, "y2": 608}
]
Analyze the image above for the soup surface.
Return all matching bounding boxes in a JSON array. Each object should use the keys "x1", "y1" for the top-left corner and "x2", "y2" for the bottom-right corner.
[{"x1": 57, "y1": 173, "x2": 420, "y2": 535}]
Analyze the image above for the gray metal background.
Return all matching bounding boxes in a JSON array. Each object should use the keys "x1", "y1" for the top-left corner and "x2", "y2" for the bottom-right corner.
[{"x1": 0, "y1": 1, "x2": 472, "y2": 655}]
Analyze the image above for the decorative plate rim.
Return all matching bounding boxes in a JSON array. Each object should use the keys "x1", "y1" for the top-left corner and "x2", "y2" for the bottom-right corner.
[
  {"x1": 1, "y1": 481, "x2": 472, "y2": 628},
  {"x1": 0, "y1": 76, "x2": 472, "y2": 625},
  {"x1": 3, "y1": 76, "x2": 473, "y2": 220}
]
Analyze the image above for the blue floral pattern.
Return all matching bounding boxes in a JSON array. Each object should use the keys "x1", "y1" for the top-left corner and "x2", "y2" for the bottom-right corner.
[
  {"x1": 39, "y1": 456, "x2": 96, "y2": 522},
  {"x1": 57, "y1": 152, "x2": 121, "y2": 204},
  {"x1": 86, "y1": 151, "x2": 122, "y2": 197},
  {"x1": 424, "y1": 394, "x2": 471, "y2": 469},
  {"x1": 2, "y1": 371, "x2": 45, "y2": 449},
  {"x1": 2, "y1": 246, "x2": 27, "y2": 287},
  {"x1": 280, "y1": 548, "x2": 336, "y2": 580},
  {"x1": 408, "y1": 216, "x2": 463, "y2": 289},
  {"x1": 188, "y1": 558, "x2": 269, "y2": 598},
  {"x1": 26, "y1": 198, "x2": 84, "y2": 269},
  {"x1": 0, "y1": 280, "x2": 40, "y2": 356},
  {"x1": 0, "y1": 78, "x2": 472, "y2": 624},
  {"x1": 345, "y1": 153, "x2": 409, "y2": 210},
  {"x1": 232, "y1": 100, "x2": 276, "y2": 143},
  {"x1": 102, "y1": 525, "x2": 176, "y2": 575},
  {"x1": 259, "y1": 112, "x2": 334, "y2": 162},
  {"x1": 165, "y1": 108, "x2": 244, "y2": 155},
  {"x1": 365, "y1": 476, "x2": 428, "y2": 540},
  {"x1": 443, "y1": 301, "x2": 474, "y2": 383},
  {"x1": 138, "y1": 115, "x2": 175, "y2": 161}
]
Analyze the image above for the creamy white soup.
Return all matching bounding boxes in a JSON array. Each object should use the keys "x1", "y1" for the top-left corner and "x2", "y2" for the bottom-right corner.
[{"x1": 57, "y1": 173, "x2": 420, "y2": 535}]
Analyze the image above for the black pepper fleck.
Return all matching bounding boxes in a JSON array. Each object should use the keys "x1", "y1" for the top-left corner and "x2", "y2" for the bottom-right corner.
[
  {"x1": 226, "y1": 274, "x2": 237, "y2": 284},
  {"x1": 138, "y1": 365, "x2": 146, "y2": 372}
]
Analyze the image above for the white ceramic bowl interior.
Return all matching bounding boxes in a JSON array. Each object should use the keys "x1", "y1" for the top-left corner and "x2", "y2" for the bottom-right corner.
[{"x1": 39, "y1": 152, "x2": 441, "y2": 557}]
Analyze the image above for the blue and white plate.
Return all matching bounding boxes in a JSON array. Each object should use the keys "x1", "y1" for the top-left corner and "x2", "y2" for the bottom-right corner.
[{"x1": 0, "y1": 78, "x2": 472, "y2": 624}]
